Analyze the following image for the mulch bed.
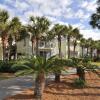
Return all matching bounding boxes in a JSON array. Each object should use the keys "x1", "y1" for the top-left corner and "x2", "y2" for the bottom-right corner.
[{"x1": 5, "y1": 72, "x2": 100, "y2": 100}]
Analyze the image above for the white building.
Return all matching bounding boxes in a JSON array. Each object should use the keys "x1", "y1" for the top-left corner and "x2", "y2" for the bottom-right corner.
[{"x1": 16, "y1": 36, "x2": 81, "y2": 59}]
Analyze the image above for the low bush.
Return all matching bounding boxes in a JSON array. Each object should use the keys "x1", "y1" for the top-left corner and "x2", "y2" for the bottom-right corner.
[
  {"x1": 0, "y1": 61, "x2": 16, "y2": 73},
  {"x1": 73, "y1": 78, "x2": 86, "y2": 88}
]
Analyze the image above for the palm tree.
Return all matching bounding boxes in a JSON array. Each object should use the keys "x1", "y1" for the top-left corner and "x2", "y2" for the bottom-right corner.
[
  {"x1": 65, "y1": 25, "x2": 78, "y2": 58},
  {"x1": 27, "y1": 25, "x2": 36, "y2": 55},
  {"x1": 8, "y1": 34, "x2": 13, "y2": 60},
  {"x1": 80, "y1": 38, "x2": 86, "y2": 57},
  {"x1": 9, "y1": 17, "x2": 22, "y2": 59},
  {"x1": 85, "y1": 38, "x2": 93, "y2": 56},
  {"x1": 12, "y1": 56, "x2": 64, "y2": 99},
  {"x1": 0, "y1": 9, "x2": 9, "y2": 60},
  {"x1": 29, "y1": 16, "x2": 50, "y2": 56},
  {"x1": 88, "y1": 38, "x2": 95, "y2": 59},
  {"x1": 19, "y1": 26, "x2": 28, "y2": 46},
  {"x1": 72, "y1": 28, "x2": 82, "y2": 57},
  {"x1": 49, "y1": 24, "x2": 66, "y2": 82},
  {"x1": 84, "y1": 39, "x2": 90, "y2": 56},
  {"x1": 95, "y1": 40, "x2": 100, "y2": 59},
  {"x1": 90, "y1": 0, "x2": 100, "y2": 29},
  {"x1": 51, "y1": 24, "x2": 66, "y2": 58}
]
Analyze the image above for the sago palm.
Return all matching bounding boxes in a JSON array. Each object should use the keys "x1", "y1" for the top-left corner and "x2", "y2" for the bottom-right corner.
[
  {"x1": 12, "y1": 56, "x2": 65, "y2": 99},
  {"x1": 71, "y1": 57, "x2": 100, "y2": 82}
]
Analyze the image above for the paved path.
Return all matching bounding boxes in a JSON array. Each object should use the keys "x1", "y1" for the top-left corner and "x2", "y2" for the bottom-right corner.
[
  {"x1": 0, "y1": 68, "x2": 76, "y2": 100},
  {"x1": 0, "y1": 76, "x2": 34, "y2": 100}
]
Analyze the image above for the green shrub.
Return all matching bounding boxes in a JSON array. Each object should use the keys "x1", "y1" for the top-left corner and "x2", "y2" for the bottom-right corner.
[
  {"x1": 73, "y1": 78, "x2": 86, "y2": 88},
  {"x1": 0, "y1": 61, "x2": 16, "y2": 73}
]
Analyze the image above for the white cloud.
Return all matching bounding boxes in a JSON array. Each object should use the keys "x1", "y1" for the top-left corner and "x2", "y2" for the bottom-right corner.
[
  {"x1": 0, "y1": 3, "x2": 8, "y2": 9},
  {"x1": 0, "y1": 4, "x2": 15, "y2": 19},
  {"x1": 24, "y1": 10, "x2": 43, "y2": 19},
  {"x1": 81, "y1": 0, "x2": 97, "y2": 12},
  {"x1": 73, "y1": 23, "x2": 85, "y2": 30},
  {"x1": 0, "y1": 0, "x2": 99, "y2": 40},
  {"x1": 15, "y1": 1, "x2": 29, "y2": 11},
  {"x1": 80, "y1": 29, "x2": 100, "y2": 40},
  {"x1": 63, "y1": 8, "x2": 74, "y2": 18},
  {"x1": 25, "y1": 0, "x2": 73, "y2": 17},
  {"x1": 75, "y1": 9, "x2": 84, "y2": 19}
]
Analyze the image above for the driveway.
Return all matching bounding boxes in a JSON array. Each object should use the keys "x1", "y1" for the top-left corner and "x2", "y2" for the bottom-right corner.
[{"x1": 0, "y1": 76, "x2": 34, "y2": 100}]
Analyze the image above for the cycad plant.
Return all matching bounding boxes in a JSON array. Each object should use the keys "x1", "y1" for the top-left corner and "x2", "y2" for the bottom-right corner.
[
  {"x1": 12, "y1": 56, "x2": 65, "y2": 99},
  {"x1": 71, "y1": 57, "x2": 100, "y2": 82}
]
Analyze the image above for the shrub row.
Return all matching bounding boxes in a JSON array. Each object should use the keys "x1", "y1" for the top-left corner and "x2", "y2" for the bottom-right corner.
[{"x1": 0, "y1": 60, "x2": 16, "y2": 73}]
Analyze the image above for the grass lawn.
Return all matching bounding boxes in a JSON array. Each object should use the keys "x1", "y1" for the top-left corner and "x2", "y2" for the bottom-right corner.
[{"x1": 91, "y1": 62, "x2": 100, "y2": 67}]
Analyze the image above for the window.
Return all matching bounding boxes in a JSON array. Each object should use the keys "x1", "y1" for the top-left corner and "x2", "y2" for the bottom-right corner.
[{"x1": 40, "y1": 42, "x2": 44, "y2": 47}]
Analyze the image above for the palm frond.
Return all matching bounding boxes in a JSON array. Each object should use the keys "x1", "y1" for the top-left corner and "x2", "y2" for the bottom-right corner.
[{"x1": 15, "y1": 69, "x2": 34, "y2": 76}]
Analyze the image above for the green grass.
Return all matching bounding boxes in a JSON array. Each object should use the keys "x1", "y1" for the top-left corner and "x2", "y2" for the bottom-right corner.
[{"x1": 91, "y1": 62, "x2": 100, "y2": 66}]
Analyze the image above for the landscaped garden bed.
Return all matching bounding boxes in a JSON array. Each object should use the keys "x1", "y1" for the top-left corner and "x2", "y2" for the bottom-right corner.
[{"x1": 5, "y1": 72, "x2": 100, "y2": 100}]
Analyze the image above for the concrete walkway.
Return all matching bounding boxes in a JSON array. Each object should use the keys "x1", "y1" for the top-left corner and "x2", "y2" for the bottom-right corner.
[{"x1": 0, "y1": 76, "x2": 34, "y2": 100}]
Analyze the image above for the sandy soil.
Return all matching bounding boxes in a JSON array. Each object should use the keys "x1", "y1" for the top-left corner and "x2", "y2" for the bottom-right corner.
[{"x1": 5, "y1": 72, "x2": 100, "y2": 100}]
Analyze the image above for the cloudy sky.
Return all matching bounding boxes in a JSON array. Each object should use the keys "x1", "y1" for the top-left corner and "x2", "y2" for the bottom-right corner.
[{"x1": 0, "y1": 0, "x2": 100, "y2": 40}]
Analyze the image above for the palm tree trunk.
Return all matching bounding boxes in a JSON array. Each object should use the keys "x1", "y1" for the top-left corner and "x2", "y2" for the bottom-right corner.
[
  {"x1": 55, "y1": 72, "x2": 61, "y2": 82},
  {"x1": 73, "y1": 44, "x2": 76, "y2": 57},
  {"x1": 2, "y1": 39, "x2": 5, "y2": 61},
  {"x1": 90, "y1": 48, "x2": 93, "y2": 59},
  {"x1": 24, "y1": 38, "x2": 26, "y2": 46},
  {"x1": 36, "y1": 38, "x2": 39, "y2": 56},
  {"x1": 58, "y1": 35, "x2": 62, "y2": 58},
  {"x1": 13, "y1": 44, "x2": 17, "y2": 60},
  {"x1": 97, "y1": 49, "x2": 100, "y2": 58},
  {"x1": 8, "y1": 46, "x2": 12, "y2": 61},
  {"x1": 67, "y1": 37, "x2": 70, "y2": 58},
  {"x1": 82, "y1": 46, "x2": 84, "y2": 57},
  {"x1": 14, "y1": 36, "x2": 17, "y2": 60},
  {"x1": 77, "y1": 67, "x2": 85, "y2": 81},
  {"x1": 31, "y1": 40, "x2": 34, "y2": 55},
  {"x1": 55, "y1": 35, "x2": 61, "y2": 82},
  {"x1": 87, "y1": 47, "x2": 89, "y2": 55},
  {"x1": 34, "y1": 73, "x2": 45, "y2": 100}
]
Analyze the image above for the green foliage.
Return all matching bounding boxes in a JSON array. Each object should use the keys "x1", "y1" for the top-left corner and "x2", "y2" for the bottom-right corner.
[
  {"x1": 64, "y1": 59, "x2": 74, "y2": 67},
  {"x1": 73, "y1": 78, "x2": 86, "y2": 88},
  {"x1": 11, "y1": 56, "x2": 65, "y2": 77},
  {"x1": 71, "y1": 57, "x2": 100, "y2": 78},
  {"x1": 71, "y1": 57, "x2": 83, "y2": 67},
  {"x1": 0, "y1": 60, "x2": 16, "y2": 73}
]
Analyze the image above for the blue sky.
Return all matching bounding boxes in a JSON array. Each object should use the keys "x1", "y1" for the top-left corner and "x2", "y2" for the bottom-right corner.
[{"x1": 0, "y1": 0, "x2": 100, "y2": 40}]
